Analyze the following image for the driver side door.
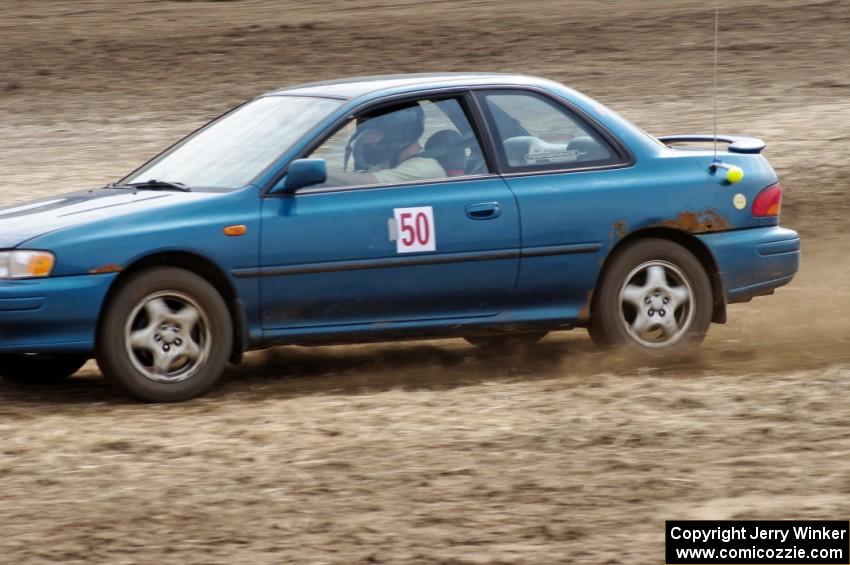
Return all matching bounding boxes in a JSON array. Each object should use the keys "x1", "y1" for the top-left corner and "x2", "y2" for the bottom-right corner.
[{"x1": 259, "y1": 95, "x2": 521, "y2": 333}]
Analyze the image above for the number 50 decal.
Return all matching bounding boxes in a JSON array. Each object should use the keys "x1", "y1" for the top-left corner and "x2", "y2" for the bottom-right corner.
[{"x1": 393, "y1": 206, "x2": 436, "y2": 253}]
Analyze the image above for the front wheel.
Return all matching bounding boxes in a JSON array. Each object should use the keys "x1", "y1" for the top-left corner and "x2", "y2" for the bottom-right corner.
[
  {"x1": 0, "y1": 353, "x2": 88, "y2": 384},
  {"x1": 96, "y1": 267, "x2": 233, "y2": 402},
  {"x1": 589, "y1": 238, "x2": 712, "y2": 354}
]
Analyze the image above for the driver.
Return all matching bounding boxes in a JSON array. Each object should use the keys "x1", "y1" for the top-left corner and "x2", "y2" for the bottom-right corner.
[{"x1": 325, "y1": 103, "x2": 446, "y2": 186}]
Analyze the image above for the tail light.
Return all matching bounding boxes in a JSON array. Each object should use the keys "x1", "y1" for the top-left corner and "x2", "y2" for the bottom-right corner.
[{"x1": 752, "y1": 182, "x2": 782, "y2": 217}]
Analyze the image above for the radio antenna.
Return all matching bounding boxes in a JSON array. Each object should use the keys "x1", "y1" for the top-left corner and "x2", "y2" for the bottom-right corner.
[{"x1": 713, "y1": 1, "x2": 719, "y2": 162}]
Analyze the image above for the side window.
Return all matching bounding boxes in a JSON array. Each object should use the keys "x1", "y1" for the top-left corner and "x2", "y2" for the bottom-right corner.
[
  {"x1": 305, "y1": 98, "x2": 489, "y2": 190},
  {"x1": 480, "y1": 91, "x2": 619, "y2": 171}
]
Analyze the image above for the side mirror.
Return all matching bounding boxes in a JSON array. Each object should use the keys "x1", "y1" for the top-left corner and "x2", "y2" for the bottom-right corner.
[{"x1": 276, "y1": 158, "x2": 327, "y2": 193}]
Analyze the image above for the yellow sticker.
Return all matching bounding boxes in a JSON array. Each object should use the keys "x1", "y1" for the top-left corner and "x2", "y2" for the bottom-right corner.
[{"x1": 733, "y1": 193, "x2": 747, "y2": 210}]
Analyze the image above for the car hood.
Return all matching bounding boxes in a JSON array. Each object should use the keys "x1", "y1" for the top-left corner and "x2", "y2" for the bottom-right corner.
[{"x1": 0, "y1": 188, "x2": 220, "y2": 248}]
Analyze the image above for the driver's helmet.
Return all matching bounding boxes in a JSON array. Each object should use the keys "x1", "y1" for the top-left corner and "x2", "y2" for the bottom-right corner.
[{"x1": 348, "y1": 103, "x2": 425, "y2": 171}]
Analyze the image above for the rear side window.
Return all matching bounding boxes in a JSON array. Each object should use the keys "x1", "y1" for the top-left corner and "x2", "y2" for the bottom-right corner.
[{"x1": 479, "y1": 90, "x2": 622, "y2": 172}]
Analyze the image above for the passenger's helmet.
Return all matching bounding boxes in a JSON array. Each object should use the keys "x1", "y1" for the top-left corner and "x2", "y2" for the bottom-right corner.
[{"x1": 350, "y1": 103, "x2": 425, "y2": 170}]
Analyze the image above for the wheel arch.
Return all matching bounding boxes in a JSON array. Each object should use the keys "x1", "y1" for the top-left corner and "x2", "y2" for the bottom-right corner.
[
  {"x1": 97, "y1": 251, "x2": 248, "y2": 364},
  {"x1": 594, "y1": 228, "x2": 727, "y2": 324}
]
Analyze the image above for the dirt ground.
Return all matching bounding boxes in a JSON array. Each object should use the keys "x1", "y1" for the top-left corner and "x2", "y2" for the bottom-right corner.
[{"x1": 0, "y1": 0, "x2": 849, "y2": 563}]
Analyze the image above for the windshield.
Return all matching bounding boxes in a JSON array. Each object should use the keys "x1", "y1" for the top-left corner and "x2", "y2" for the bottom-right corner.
[{"x1": 123, "y1": 96, "x2": 343, "y2": 189}]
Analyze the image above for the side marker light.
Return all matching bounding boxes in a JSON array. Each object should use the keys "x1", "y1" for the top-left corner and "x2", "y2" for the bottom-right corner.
[{"x1": 224, "y1": 225, "x2": 248, "y2": 237}]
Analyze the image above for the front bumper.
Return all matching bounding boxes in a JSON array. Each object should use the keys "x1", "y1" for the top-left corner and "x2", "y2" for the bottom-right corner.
[
  {"x1": 697, "y1": 226, "x2": 800, "y2": 303},
  {"x1": 0, "y1": 273, "x2": 116, "y2": 353}
]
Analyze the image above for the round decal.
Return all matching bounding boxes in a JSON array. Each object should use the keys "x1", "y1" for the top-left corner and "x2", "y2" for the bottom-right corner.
[{"x1": 733, "y1": 193, "x2": 747, "y2": 210}]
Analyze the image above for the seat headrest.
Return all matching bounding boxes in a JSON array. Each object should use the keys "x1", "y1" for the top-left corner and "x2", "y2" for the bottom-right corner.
[{"x1": 424, "y1": 130, "x2": 467, "y2": 175}]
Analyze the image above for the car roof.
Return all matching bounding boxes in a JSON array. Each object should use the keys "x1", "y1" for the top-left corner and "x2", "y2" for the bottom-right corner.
[{"x1": 266, "y1": 72, "x2": 549, "y2": 100}]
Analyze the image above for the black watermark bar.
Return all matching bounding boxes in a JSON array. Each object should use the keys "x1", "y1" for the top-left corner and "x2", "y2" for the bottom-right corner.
[{"x1": 666, "y1": 521, "x2": 850, "y2": 564}]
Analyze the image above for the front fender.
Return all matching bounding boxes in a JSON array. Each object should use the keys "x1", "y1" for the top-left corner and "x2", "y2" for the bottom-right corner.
[{"x1": 26, "y1": 188, "x2": 261, "y2": 278}]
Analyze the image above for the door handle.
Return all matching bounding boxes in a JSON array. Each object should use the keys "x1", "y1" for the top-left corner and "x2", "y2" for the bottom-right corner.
[{"x1": 465, "y1": 202, "x2": 501, "y2": 220}]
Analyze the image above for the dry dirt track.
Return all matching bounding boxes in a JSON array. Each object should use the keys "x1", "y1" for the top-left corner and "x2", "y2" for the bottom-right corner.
[{"x1": 0, "y1": 1, "x2": 849, "y2": 563}]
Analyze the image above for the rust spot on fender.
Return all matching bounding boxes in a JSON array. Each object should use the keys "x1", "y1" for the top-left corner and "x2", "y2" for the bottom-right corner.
[
  {"x1": 657, "y1": 209, "x2": 730, "y2": 233},
  {"x1": 578, "y1": 289, "x2": 594, "y2": 321},
  {"x1": 612, "y1": 219, "x2": 628, "y2": 241}
]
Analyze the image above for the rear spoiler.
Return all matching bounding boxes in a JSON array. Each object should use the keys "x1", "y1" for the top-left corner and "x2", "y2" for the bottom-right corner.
[{"x1": 657, "y1": 134, "x2": 766, "y2": 154}]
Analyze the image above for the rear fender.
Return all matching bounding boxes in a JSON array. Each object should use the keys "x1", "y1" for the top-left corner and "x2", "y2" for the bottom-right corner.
[{"x1": 596, "y1": 228, "x2": 727, "y2": 324}]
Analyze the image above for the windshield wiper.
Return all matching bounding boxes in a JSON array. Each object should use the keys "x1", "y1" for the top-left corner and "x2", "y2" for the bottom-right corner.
[
  {"x1": 126, "y1": 179, "x2": 191, "y2": 192},
  {"x1": 118, "y1": 179, "x2": 191, "y2": 192}
]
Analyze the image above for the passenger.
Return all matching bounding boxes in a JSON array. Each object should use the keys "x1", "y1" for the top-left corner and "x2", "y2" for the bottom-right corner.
[{"x1": 325, "y1": 104, "x2": 445, "y2": 186}]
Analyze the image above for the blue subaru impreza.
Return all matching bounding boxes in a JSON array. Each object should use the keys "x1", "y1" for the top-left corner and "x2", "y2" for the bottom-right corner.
[{"x1": 0, "y1": 73, "x2": 799, "y2": 401}]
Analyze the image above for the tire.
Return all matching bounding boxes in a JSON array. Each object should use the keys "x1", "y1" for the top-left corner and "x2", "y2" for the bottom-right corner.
[
  {"x1": 465, "y1": 331, "x2": 548, "y2": 350},
  {"x1": 589, "y1": 238, "x2": 712, "y2": 354},
  {"x1": 96, "y1": 267, "x2": 233, "y2": 402},
  {"x1": 0, "y1": 353, "x2": 88, "y2": 384}
]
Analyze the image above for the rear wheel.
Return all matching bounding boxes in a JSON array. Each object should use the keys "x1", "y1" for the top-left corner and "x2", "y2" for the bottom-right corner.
[
  {"x1": 96, "y1": 267, "x2": 232, "y2": 402},
  {"x1": 0, "y1": 353, "x2": 88, "y2": 384},
  {"x1": 589, "y1": 238, "x2": 712, "y2": 354},
  {"x1": 465, "y1": 331, "x2": 548, "y2": 350}
]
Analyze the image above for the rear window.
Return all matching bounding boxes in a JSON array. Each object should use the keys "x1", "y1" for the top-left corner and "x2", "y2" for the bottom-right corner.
[{"x1": 479, "y1": 90, "x2": 623, "y2": 172}]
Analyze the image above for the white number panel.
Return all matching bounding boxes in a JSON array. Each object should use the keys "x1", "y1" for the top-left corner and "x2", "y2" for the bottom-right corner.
[{"x1": 393, "y1": 206, "x2": 436, "y2": 253}]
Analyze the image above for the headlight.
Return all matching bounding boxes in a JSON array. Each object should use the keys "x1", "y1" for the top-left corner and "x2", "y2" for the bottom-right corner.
[{"x1": 0, "y1": 251, "x2": 55, "y2": 279}]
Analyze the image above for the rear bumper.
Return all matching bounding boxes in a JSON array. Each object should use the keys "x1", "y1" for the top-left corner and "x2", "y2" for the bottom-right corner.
[
  {"x1": 0, "y1": 273, "x2": 116, "y2": 353},
  {"x1": 697, "y1": 226, "x2": 800, "y2": 303}
]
